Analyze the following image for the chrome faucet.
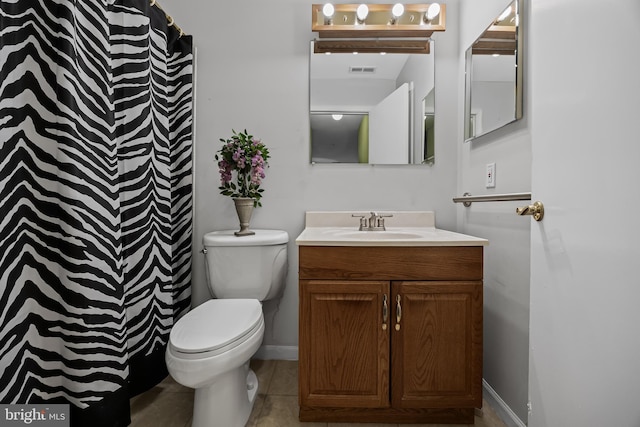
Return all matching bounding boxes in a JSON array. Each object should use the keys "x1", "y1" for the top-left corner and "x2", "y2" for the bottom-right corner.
[{"x1": 352, "y1": 212, "x2": 393, "y2": 231}]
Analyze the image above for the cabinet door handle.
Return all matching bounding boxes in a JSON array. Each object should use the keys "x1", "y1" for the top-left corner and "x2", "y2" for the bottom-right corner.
[
  {"x1": 382, "y1": 294, "x2": 388, "y2": 330},
  {"x1": 395, "y1": 295, "x2": 402, "y2": 331}
]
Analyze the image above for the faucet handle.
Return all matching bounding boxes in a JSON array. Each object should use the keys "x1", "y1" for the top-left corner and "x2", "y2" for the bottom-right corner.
[
  {"x1": 352, "y1": 214, "x2": 367, "y2": 230},
  {"x1": 377, "y1": 214, "x2": 393, "y2": 229}
]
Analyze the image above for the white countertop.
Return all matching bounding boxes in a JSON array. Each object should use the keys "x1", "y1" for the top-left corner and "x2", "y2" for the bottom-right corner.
[{"x1": 295, "y1": 211, "x2": 489, "y2": 247}]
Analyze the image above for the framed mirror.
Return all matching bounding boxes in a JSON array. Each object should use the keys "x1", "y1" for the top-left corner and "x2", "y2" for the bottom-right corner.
[
  {"x1": 309, "y1": 40, "x2": 435, "y2": 164},
  {"x1": 464, "y1": 0, "x2": 523, "y2": 142}
]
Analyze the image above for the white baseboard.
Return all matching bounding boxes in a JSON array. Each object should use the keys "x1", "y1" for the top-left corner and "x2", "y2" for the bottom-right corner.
[
  {"x1": 482, "y1": 379, "x2": 527, "y2": 427},
  {"x1": 254, "y1": 345, "x2": 298, "y2": 360}
]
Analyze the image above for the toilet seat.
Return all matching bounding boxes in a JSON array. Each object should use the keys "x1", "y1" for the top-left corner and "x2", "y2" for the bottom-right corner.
[{"x1": 169, "y1": 299, "x2": 263, "y2": 360}]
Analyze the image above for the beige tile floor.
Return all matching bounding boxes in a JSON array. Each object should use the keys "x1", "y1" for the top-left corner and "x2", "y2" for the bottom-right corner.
[{"x1": 130, "y1": 360, "x2": 507, "y2": 427}]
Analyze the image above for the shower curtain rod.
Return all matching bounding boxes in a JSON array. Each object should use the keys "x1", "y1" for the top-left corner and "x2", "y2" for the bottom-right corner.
[{"x1": 150, "y1": 0, "x2": 185, "y2": 37}]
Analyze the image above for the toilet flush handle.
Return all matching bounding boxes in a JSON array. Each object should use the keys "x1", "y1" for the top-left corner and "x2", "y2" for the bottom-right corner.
[{"x1": 201, "y1": 248, "x2": 208, "y2": 254}]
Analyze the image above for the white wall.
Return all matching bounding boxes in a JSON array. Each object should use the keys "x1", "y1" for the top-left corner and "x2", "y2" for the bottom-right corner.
[
  {"x1": 459, "y1": 0, "x2": 531, "y2": 423},
  {"x1": 161, "y1": 0, "x2": 461, "y2": 357},
  {"x1": 310, "y1": 78, "x2": 396, "y2": 111},
  {"x1": 470, "y1": 81, "x2": 516, "y2": 136}
]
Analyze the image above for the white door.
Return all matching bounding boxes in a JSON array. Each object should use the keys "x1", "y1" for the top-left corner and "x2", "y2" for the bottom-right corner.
[
  {"x1": 528, "y1": 0, "x2": 640, "y2": 426},
  {"x1": 369, "y1": 83, "x2": 409, "y2": 164}
]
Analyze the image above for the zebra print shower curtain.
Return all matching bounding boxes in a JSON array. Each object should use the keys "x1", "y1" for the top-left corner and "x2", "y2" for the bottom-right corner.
[{"x1": 0, "y1": 1, "x2": 193, "y2": 426}]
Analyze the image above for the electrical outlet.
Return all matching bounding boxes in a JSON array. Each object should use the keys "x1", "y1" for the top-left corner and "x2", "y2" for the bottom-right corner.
[{"x1": 486, "y1": 163, "x2": 496, "y2": 188}]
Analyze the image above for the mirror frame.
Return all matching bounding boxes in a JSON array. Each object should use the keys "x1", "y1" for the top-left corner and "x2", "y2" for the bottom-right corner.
[{"x1": 464, "y1": 0, "x2": 524, "y2": 142}]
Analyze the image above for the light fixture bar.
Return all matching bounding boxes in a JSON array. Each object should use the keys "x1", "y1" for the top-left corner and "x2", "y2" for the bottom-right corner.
[
  {"x1": 313, "y1": 38, "x2": 431, "y2": 54},
  {"x1": 471, "y1": 24, "x2": 517, "y2": 55},
  {"x1": 312, "y1": 3, "x2": 445, "y2": 39}
]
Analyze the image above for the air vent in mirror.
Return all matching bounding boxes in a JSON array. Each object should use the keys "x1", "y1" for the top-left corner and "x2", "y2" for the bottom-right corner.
[{"x1": 349, "y1": 66, "x2": 376, "y2": 74}]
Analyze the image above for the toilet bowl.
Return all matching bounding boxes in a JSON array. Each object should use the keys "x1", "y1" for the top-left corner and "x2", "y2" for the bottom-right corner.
[
  {"x1": 166, "y1": 299, "x2": 264, "y2": 427},
  {"x1": 165, "y1": 229, "x2": 288, "y2": 427}
]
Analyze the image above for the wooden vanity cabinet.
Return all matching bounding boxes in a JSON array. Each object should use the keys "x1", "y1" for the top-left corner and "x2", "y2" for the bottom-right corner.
[{"x1": 298, "y1": 245, "x2": 483, "y2": 424}]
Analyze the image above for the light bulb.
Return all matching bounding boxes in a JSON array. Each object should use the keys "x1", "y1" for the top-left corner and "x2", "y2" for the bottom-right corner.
[
  {"x1": 426, "y1": 3, "x2": 440, "y2": 21},
  {"x1": 332, "y1": 114, "x2": 343, "y2": 121},
  {"x1": 356, "y1": 4, "x2": 369, "y2": 22},
  {"x1": 322, "y1": 3, "x2": 335, "y2": 18},
  {"x1": 392, "y1": 3, "x2": 404, "y2": 18}
]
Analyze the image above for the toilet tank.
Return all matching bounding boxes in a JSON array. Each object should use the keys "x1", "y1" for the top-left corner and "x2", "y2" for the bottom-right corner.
[{"x1": 203, "y1": 229, "x2": 289, "y2": 301}]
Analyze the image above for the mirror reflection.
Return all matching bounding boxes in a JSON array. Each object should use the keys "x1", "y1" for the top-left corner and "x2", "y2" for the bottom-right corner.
[
  {"x1": 464, "y1": 0, "x2": 523, "y2": 141},
  {"x1": 309, "y1": 40, "x2": 435, "y2": 164}
]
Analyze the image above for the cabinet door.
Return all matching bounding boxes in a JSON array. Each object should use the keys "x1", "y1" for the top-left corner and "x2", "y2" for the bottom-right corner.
[
  {"x1": 391, "y1": 281, "x2": 482, "y2": 409},
  {"x1": 299, "y1": 280, "x2": 390, "y2": 408}
]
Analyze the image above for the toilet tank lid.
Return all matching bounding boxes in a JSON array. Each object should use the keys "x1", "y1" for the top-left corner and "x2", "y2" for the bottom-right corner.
[{"x1": 203, "y1": 229, "x2": 289, "y2": 247}]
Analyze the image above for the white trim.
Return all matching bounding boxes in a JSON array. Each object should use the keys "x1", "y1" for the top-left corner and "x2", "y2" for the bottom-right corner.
[
  {"x1": 254, "y1": 345, "x2": 298, "y2": 361},
  {"x1": 483, "y1": 379, "x2": 527, "y2": 427}
]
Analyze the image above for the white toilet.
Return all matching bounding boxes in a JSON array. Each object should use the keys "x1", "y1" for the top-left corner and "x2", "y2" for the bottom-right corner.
[{"x1": 165, "y1": 229, "x2": 288, "y2": 427}]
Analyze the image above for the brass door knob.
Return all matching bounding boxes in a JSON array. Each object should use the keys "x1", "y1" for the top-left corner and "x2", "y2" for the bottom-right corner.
[{"x1": 516, "y1": 201, "x2": 544, "y2": 221}]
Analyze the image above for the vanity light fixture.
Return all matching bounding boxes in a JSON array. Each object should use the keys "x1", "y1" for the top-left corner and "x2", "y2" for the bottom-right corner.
[
  {"x1": 331, "y1": 114, "x2": 344, "y2": 121},
  {"x1": 312, "y1": 3, "x2": 446, "y2": 54},
  {"x1": 472, "y1": 2, "x2": 518, "y2": 56}
]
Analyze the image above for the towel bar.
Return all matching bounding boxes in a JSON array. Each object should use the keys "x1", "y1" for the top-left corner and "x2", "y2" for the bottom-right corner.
[{"x1": 452, "y1": 192, "x2": 532, "y2": 207}]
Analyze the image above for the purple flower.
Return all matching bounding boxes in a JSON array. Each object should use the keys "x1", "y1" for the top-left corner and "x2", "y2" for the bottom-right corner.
[
  {"x1": 215, "y1": 130, "x2": 270, "y2": 205},
  {"x1": 218, "y1": 160, "x2": 232, "y2": 184},
  {"x1": 251, "y1": 163, "x2": 266, "y2": 185},
  {"x1": 251, "y1": 154, "x2": 263, "y2": 167},
  {"x1": 233, "y1": 148, "x2": 246, "y2": 169}
]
